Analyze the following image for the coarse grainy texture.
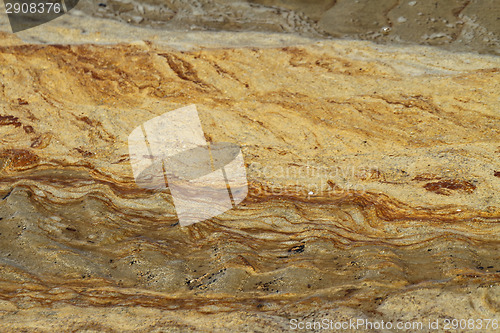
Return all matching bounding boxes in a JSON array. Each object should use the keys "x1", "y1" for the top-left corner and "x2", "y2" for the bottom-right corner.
[{"x1": 0, "y1": 29, "x2": 499, "y2": 332}]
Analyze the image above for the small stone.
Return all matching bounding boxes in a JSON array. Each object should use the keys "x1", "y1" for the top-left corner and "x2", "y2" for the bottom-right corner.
[{"x1": 381, "y1": 26, "x2": 391, "y2": 35}]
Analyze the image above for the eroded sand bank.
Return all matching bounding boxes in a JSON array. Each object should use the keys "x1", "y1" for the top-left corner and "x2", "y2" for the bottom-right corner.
[{"x1": 0, "y1": 24, "x2": 499, "y2": 331}]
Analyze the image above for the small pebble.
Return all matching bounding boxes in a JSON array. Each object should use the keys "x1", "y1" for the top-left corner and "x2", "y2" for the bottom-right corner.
[{"x1": 381, "y1": 26, "x2": 391, "y2": 35}]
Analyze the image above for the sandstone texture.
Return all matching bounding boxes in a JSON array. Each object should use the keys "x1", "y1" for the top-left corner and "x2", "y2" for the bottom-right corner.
[{"x1": 0, "y1": 21, "x2": 499, "y2": 332}]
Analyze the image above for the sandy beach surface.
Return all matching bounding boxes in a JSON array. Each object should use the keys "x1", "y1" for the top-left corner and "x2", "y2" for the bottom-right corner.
[{"x1": 0, "y1": 1, "x2": 499, "y2": 332}]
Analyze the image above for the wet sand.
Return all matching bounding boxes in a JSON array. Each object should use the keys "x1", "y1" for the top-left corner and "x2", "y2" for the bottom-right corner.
[{"x1": 76, "y1": 0, "x2": 500, "y2": 55}]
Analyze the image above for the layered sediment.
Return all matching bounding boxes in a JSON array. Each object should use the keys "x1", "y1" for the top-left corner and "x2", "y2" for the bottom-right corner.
[{"x1": 0, "y1": 30, "x2": 499, "y2": 331}]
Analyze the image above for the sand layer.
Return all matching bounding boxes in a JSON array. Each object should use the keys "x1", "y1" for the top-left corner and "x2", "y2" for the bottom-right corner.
[
  {"x1": 71, "y1": 0, "x2": 500, "y2": 55},
  {"x1": 0, "y1": 28, "x2": 499, "y2": 332}
]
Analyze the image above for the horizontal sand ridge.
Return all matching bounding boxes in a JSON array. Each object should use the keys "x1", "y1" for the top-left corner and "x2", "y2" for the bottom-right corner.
[{"x1": 2, "y1": 0, "x2": 498, "y2": 55}]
